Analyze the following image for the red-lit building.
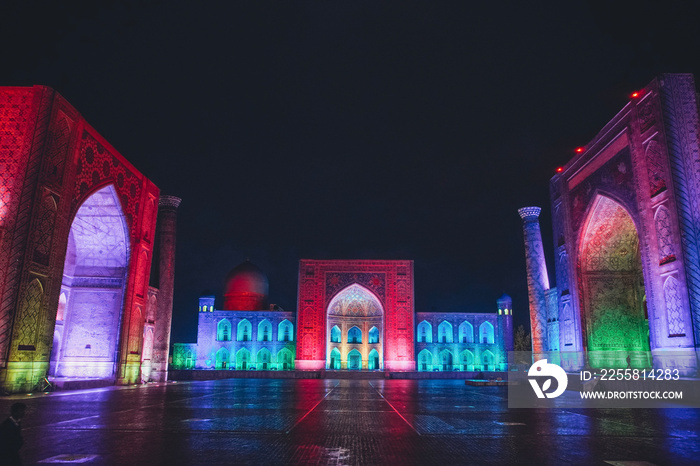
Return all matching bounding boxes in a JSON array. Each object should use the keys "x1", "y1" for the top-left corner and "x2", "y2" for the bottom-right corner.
[{"x1": 0, "y1": 86, "x2": 179, "y2": 393}]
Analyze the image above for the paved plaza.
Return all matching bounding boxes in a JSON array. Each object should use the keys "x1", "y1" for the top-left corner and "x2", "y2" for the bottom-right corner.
[{"x1": 1, "y1": 379, "x2": 698, "y2": 465}]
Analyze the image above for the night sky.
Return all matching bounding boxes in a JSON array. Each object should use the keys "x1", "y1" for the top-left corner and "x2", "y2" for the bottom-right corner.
[{"x1": 4, "y1": 1, "x2": 700, "y2": 344}]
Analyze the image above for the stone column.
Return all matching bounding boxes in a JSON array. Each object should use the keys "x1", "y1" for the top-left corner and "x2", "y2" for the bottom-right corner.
[
  {"x1": 151, "y1": 195, "x2": 181, "y2": 382},
  {"x1": 518, "y1": 207, "x2": 549, "y2": 354}
]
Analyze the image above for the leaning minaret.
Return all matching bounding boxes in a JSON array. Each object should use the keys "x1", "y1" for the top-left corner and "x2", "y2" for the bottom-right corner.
[
  {"x1": 151, "y1": 195, "x2": 181, "y2": 382},
  {"x1": 518, "y1": 207, "x2": 549, "y2": 353}
]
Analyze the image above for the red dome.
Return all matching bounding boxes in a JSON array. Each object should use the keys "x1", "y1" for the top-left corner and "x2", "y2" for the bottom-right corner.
[{"x1": 223, "y1": 261, "x2": 269, "y2": 311}]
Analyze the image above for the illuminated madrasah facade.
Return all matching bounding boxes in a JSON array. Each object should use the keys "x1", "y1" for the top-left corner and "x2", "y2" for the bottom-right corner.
[
  {"x1": 520, "y1": 74, "x2": 700, "y2": 374},
  {"x1": 0, "y1": 86, "x2": 179, "y2": 393},
  {"x1": 172, "y1": 260, "x2": 513, "y2": 372}
]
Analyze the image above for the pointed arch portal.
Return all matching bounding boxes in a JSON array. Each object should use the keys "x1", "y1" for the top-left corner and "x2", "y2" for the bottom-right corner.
[
  {"x1": 326, "y1": 284, "x2": 384, "y2": 370},
  {"x1": 50, "y1": 185, "x2": 129, "y2": 379},
  {"x1": 579, "y1": 196, "x2": 651, "y2": 368}
]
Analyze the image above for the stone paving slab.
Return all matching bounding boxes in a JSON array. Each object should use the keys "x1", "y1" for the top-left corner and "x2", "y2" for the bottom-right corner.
[{"x1": 0, "y1": 379, "x2": 698, "y2": 465}]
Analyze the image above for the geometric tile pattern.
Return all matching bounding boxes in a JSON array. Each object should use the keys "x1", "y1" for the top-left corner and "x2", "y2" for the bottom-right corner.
[
  {"x1": 663, "y1": 276, "x2": 686, "y2": 337},
  {"x1": 327, "y1": 284, "x2": 383, "y2": 317},
  {"x1": 14, "y1": 278, "x2": 43, "y2": 348},
  {"x1": 581, "y1": 196, "x2": 641, "y2": 273},
  {"x1": 654, "y1": 205, "x2": 676, "y2": 263}
]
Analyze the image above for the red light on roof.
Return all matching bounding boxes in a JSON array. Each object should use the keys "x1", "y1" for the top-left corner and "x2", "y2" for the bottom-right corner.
[
  {"x1": 575, "y1": 147, "x2": 584, "y2": 153},
  {"x1": 556, "y1": 167, "x2": 563, "y2": 173},
  {"x1": 631, "y1": 91, "x2": 640, "y2": 98}
]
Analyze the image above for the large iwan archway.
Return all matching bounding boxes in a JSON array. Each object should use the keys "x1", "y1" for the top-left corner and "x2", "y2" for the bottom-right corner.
[
  {"x1": 50, "y1": 185, "x2": 129, "y2": 379},
  {"x1": 326, "y1": 284, "x2": 384, "y2": 370},
  {"x1": 579, "y1": 195, "x2": 651, "y2": 368}
]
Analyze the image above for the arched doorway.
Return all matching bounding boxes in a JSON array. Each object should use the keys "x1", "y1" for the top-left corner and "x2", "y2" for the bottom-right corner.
[
  {"x1": 368, "y1": 349, "x2": 380, "y2": 370},
  {"x1": 417, "y1": 349, "x2": 432, "y2": 372},
  {"x1": 236, "y1": 348, "x2": 250, "y2": 370},
  {"x1": 257, "y1": 348, "x2": 271, "y2": 370},
  {"x1": 439, "y1": 349, "x2": 453, "y2": 371},
  {"x1": 329, "y1": 348, "x2": 341, "y2": 370},
  {"x1": 347, "y1": 349, "x2": 362, "y2": 370},
  {"x1": 481, "y1": 350, "x2": 494, "y2": 371},
  {"x1": 460, "y1": 350, "x2": 474, "y2": 371},
  {"x1": 579, "y1": 196, "x2": 651, "y2": 368},
  {"x1": 50, "y1": 185, "x2": 129, "y2": 379},
  {"x1": 277, "y1": 348, "x2": 293, "y2": 370},
  {"x1": 326, "y1": 284, "x2": 384, "y2": 370},
  {"x1": 216, "y1": 348, "x2": 229, "y2": 369}
]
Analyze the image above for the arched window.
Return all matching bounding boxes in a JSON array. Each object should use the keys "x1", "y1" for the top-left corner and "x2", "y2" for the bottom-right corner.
[
  {"x1": 438, "y1": 321, "x2": 453, "y2": 343},
  {"x1": 368, "y1": 326, "x2": 379, "y2": 344},
  {"x1": 256, "y1": 348, "x2": 271, "y2": 370},
  {"x1": 417, "y1": 321, "x2": 432, "y2": 343},
  {"x1": 368, "y1": 349, "x2": 380, "y2": 370},
  {"x1": 330, "y1": 325, "x2": 341, "y2": 343},
  {"x1": 460, "y1": 350, "x2": 474, "y2": 371},
  {"x1": 417, "y1": 349, "x2": 433, "y2": 372},
  {"x1": 277, "y1": 348, "x2": 293, "y2": 370},
  {"x1": 347, "y1": 349, "x2": 362, "y2": 370},
  {"x1": 215, "y1": 348, "x2": 229, "y2": 369},
  {"x1": 439, "y1": 349, "x2": 454, "y2": 371},
  {"x1": 236, "y1": 348, "x2": 250, "y2": 370},
  {"x1": 481, "y1": 350, "x2": 494, "y2": 371},
  {"x1": 348, "y1": 326, "x2": 362, "y2": 344},
  {"x1": 278, "y1": 320, "x2": 293, "y2": 342},
  {"x1": 217, "y1": 319, "x2": 231, "y2": 341},
  {"x1": 237, "y1": 319, "x2": 251, "y2": 342},
  {"x1": 329, "y1": 348, "x2": 341, "y2": 370},
  {"x1": 258, "y1": 319, "x2": 272, "y2": 342},
  {"x1": 479, "y1": 321, "x2": 495, "y2": 344},
  {"x1": 458, "y1": 321, "x2": 473, "y2": 343}
]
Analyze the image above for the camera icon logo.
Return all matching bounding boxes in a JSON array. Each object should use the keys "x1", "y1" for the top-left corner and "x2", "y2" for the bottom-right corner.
[{"x1": 528, "y1": 359, "x2": 568, "y2": 399}]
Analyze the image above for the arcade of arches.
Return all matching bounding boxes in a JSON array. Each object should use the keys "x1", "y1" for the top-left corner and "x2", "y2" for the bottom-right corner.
[{"x1": 172, "y1": 260, "x2": 512, "y2": 373}]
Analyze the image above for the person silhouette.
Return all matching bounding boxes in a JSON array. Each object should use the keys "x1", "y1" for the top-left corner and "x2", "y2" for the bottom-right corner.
[
  {"x1": 626, "y1": 354, "x2": 632, "y2": 369},
  {"x1": 0, "y1": 402, "x2": 26, "y2": 466}
]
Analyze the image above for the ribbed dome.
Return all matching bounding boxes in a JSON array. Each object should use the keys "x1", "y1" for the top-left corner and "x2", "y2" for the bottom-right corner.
[{"x1": 223, "y1": 260, "x2": 269, "y2": 311}]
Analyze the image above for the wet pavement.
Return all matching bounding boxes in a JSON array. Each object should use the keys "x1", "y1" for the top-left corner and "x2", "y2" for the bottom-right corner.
[{"x1": 1, "y1": 378, "x2": 698, "y2": 465}]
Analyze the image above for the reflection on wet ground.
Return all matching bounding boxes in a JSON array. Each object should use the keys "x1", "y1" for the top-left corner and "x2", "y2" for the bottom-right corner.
[{"x1": 1, "y1": 379, "x2": 698, "y2": 465}]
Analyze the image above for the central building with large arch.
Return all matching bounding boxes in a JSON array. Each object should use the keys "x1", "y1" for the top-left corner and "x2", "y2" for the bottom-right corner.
[
  {"x1": 174, "y1": 259, "x2": 513, "y2": 373},
  {"x1": 297, "y1": 260, "x2": 416, "y2": 371}
]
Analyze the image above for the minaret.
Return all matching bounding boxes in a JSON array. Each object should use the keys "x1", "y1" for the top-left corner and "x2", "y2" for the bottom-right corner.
[
  {"x1": 518, "y1": 207, "x2": 549, "y2": 353},
  {"x1": 151, "y1": 195, "x2": 181, "y2": 382}
]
